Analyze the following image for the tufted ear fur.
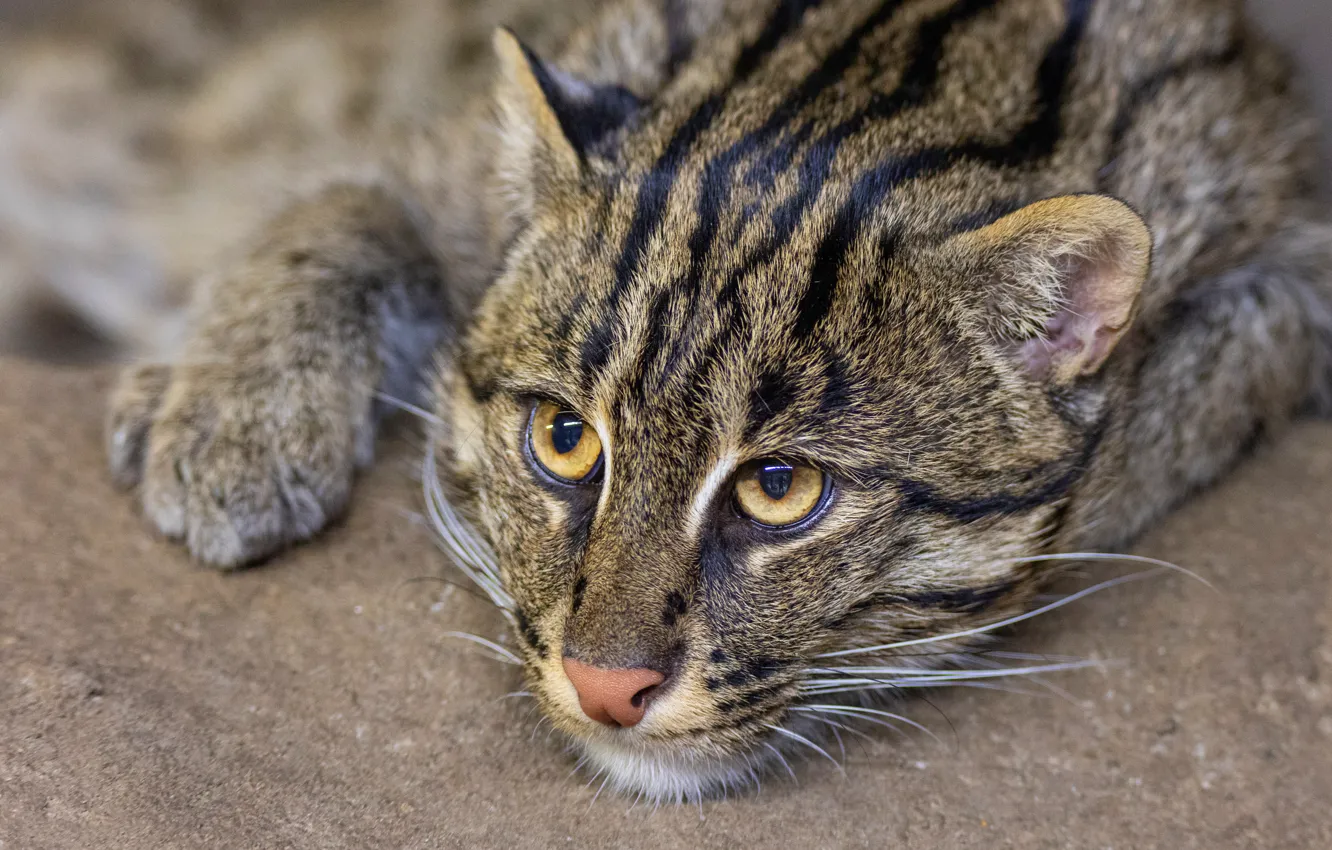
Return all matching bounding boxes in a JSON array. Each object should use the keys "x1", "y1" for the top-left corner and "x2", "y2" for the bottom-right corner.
[
  {"x1": 948, "y1": 195, "x2": 1153, "y2": 385},
  {"x1": 491, "y1": 29, "x2": 642, "y2": 221}
]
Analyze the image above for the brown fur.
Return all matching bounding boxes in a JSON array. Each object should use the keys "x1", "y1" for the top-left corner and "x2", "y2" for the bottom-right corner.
[{"x1": 75, "y1": 0, "x2": 1332, "y2": 799}]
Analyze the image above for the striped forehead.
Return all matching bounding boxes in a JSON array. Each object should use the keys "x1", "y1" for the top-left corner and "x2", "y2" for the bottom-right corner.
[{"x1": 564, "y1": 0, "x2": 1090, "y2": 375}]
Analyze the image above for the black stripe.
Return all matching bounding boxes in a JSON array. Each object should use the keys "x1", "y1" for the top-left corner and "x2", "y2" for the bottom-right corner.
[
  {"x1": 666, "y1": 0, "x2": 982, "y2": 390},
  {"x1": 618, "y1": 2, "x2": 824, "y2": 297},
  {"x1": 746, "y1": 366, "x2": 799, "y2": 438},
  {"x1": 582, "y1": 0, "x2": 823, "y2": 378},
  {"x1": 1100, "y1": 40, "x2": 1244, "y2": 185},
  {"x1": 629, "y1": 287, "x2": 674, "y2": 400},
  {"x1": 522, "y1": 44, "x2": 644, "y2": 156},
  {"x1": 664, "y1": 0, "x2": 697, "y2": 77},
  {"x1": 513, "y1": 608, "x2": 549, "y2": 659},
  {"x1": 681, "y1": 267, "x2": 749, "y2": 412},
  {"x1": 795, "y1": 202, "x2": 856, "y2": 336},
  {"x1": 739, "y1": 0, "x2": 916, "y2": 185},
  {"x1": 890, "y1": 579, "x2": 1019, "y2": 613},
  {"x1": 895, "y1": 416, "x2": 1106, "y2": 523},
  {"x1": 818, "y1": 354, "x2": 854, "y2": 414},
  {"x1": 778, "y1": 0, "x2": 1093, "y2": 296},
  {"x1": 948, "y1": 198, "x2": 1027, "y2": 233},
  {"x1": 724, "y1": 0, "x2": 1002, "y2": 349},
  {"x1": 752, "y1": 0, "x2": 1000, "y2": 224},
  {"x1": 648, "y1": 0, "x2": 857, "y2": 386}
]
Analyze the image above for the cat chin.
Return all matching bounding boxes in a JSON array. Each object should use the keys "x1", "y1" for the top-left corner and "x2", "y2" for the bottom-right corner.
[{"x1": 574, "y1": 737, "x2": 771, "y2": 804}]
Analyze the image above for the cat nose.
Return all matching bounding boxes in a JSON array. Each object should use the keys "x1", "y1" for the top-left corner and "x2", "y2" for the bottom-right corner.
[{"x1": 561, "y1": 658, "x2": 666, "y2": 728}]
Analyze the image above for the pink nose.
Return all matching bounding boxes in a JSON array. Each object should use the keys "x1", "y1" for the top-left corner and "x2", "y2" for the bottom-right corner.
[{"x1": 562, "y1": 658, "x2": 665, "y2": 728}]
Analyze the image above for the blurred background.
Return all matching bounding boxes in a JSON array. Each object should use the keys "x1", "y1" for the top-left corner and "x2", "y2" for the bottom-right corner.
[{"x1": 0, "y1": 0, "x2": 1329, "y2": 363}]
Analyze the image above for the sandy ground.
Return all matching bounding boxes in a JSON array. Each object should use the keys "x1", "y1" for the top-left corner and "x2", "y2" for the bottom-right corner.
[{"x1": 2, "y1": 360, "x2": 1330, "y2": 849}]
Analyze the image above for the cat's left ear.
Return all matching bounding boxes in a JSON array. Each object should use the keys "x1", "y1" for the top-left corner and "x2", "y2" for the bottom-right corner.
[
  {"x1": 946, "y1": 194, "x2": 1153, "y2": 385},
  {"x1": 492, "y1": 29, "x2": 642, "y2": 214}
]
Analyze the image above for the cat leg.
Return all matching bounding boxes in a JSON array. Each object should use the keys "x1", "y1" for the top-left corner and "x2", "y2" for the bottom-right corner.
[
  {"x1": 1065, "y1": 217, "x2": 1332, "y2": 550},
  {"x1": 107, "y1": 182, "x2": 451, "y2": 568}
]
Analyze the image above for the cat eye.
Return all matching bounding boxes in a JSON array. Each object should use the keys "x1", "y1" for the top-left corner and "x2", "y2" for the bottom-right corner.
[
  {"x1": 733, "y1": 459, "x2": 828, "y2": 528},
  {"x1": 528, "y1": 400, "x2": 603, "y2": 484}
]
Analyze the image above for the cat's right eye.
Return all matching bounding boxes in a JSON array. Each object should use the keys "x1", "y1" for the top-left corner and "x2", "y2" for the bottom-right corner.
[{"x1": 528, "y1": 400, "x2": 603, "y2": 484}]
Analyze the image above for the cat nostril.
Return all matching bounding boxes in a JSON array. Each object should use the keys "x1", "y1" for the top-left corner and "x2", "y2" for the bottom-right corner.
[
  {"x1": 629, "y1": 683, "x2": 657, "y2": 709},
  {"x1": 562, "y1": 657, "x2": 666, "y2": 728}
]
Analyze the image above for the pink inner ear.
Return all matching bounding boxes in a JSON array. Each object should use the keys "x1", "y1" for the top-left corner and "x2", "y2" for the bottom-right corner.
[{"x1": 1014, "y1": 254, "x2": 1138, "y2": 383}]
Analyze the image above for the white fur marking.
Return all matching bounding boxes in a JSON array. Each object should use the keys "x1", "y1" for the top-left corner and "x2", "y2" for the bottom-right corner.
[{"x1": 686, "y1": 453, "x2": 738, "y2": 540}]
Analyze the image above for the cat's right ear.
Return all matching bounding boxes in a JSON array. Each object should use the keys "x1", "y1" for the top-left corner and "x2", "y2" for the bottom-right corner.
[
  {"x1": 492, "y1": 29, "x2": 642, "y2": 220},
  {"x1": 943, "y1": 194, "x2": 1153, "y2": 386}
]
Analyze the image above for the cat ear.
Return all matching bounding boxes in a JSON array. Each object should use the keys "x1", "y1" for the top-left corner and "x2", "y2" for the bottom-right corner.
[
  {"x1": 949, "y1": 195, "x2": 1152, "y2": 385},
  {"x1": 491, "y1": 29, "x2": 642, "y2": 209}
]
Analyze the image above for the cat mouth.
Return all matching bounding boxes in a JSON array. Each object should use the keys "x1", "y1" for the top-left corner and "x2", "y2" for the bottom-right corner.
[{"x1": 533, "y1": 662, "x2": 809, "y2": 802}]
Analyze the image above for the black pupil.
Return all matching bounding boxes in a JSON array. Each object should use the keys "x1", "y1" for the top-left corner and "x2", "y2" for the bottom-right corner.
[
  {"x1": 758, "y1": 462, "x2": 794, "y2": 501},
  {"x1": 550, "y1": 412, "x2": 584, "y2": 455}
]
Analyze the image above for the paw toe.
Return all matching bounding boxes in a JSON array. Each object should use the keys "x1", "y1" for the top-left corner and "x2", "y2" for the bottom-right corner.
[{"x1": 107, "y1": 364, "x2": 172, "y2": 489}]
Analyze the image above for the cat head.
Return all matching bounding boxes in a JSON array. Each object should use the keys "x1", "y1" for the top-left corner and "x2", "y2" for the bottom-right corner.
[{"x1": 430, "y1": 32, "x2": 1151, "y2": 801}]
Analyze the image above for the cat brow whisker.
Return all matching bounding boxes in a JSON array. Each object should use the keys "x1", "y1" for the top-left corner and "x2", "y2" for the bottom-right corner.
[
  {"x1": 441, "y1": 630, "x2": 521, "y2": 665},
  {"x1": 373, "y1": 390, "x2": 443, "y2": 424},
  {"x1": 424, "y1": 438, "x2": 494, "y2": 572},
  {"x1": 816, "y1": 568, "x2": 1169, "y2": 659}
]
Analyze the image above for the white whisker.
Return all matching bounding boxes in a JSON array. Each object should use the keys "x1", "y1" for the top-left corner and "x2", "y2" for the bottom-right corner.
[
  {"x1": 763, "y1": 724, "x2": 845, "y2": 774},
  {"x1": 979, "y1": 650, "x2": 1085, "y2": 663},
  {"x1": 791, "y1": 706, "x2": 900, "y2": 740},
  {"x1": 566, "y1": 753, "x2": 588, "y2": 779},
  {"x1": 422, "y1": 439, "x2": 516, "y2": 616},
  {"x1": 816, "y1": 569, "x2": 1168, "y2": 659},
  {"x1": 374, "y1": 391, "x2": 443, "y2": 424},
  {"x1": 762, "y1": 741, "x2": 798, "y2": 781},
  {"x1": 998, "y1": 552, "x2": 1215, "y2": 591},
  {"x1": 807, "y1": 678, "x2": 1051, "y2": 698},
  {"x1": 442, "y1": 631, "x2": 521, "y2": 665},
  {"x1": 795, "y1": 704, "x2": 940, "y2": 743},
  {"x1": 799, "y1": 662, "x2": 1109, "y2": 694},
  {"x1": 791, "y1": 711, "x2": 874, "y2": 745},
  {"x1": 589, "y1": 772, "x2": 612, "y2": 809},
  {"x1": 807, "y1": 660, "x2": 1104, "y2": 680}
]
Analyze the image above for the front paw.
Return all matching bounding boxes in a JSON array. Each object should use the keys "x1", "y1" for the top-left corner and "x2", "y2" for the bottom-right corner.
[{"x1": 108, "y1": 362, "x2": 370, "y2": 568}]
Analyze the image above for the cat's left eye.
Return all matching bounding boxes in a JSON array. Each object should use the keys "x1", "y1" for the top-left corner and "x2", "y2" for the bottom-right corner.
[
  {"x1": 734, "y1": 459, "x2": 828, "y2": 528},
  {"x1": 528, "y1": 400, "x2": 603, "y2": 484}
]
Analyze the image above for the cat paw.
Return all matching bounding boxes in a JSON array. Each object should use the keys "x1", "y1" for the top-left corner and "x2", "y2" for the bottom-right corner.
[{"x1": 108, "y1": 362, "x2": 371, "y2": 569}]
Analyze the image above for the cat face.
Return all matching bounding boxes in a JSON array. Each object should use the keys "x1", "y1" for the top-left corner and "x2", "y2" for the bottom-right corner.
[{"x1": 428, "y1": 28, "x2": 1149, "y2": 800}]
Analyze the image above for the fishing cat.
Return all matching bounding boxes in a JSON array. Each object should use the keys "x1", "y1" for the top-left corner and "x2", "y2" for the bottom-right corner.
[{"x1": 105, "y1": 0, "x2": 1332, "y2": 801}]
